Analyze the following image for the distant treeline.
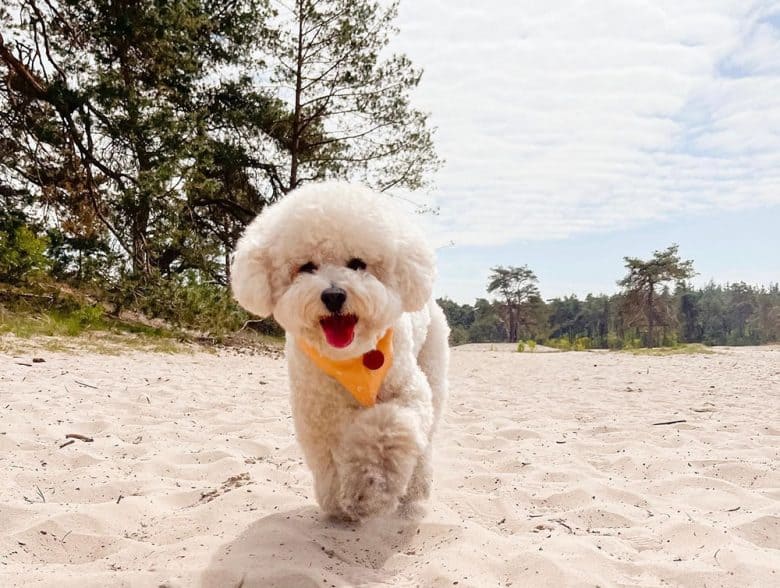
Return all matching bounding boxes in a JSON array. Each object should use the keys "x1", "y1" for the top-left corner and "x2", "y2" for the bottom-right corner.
[{"x1": 439, "y1": 282, "x2": 780, "y2": 349}]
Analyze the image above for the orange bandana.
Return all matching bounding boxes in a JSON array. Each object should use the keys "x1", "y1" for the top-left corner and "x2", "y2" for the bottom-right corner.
[{"x1": 298, "y1": 329, "x2": 393, "y2": 407}]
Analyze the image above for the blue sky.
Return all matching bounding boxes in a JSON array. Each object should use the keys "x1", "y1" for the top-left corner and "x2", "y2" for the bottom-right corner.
[
  {"x1": 389, "y1": 0, "x2": 780, "y2": 303},
  {"x1": 434, "y1": 206, "x2": 780, "y2": 303}
]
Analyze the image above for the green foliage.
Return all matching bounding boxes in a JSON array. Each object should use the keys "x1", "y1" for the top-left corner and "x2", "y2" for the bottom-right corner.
[
  {"x1": 0, "y1": 224, "x2": 50, "y2": 283},
  {"x1": 662, "y1": 331, "x2": 679, "y2": 347},
  {"x1": 469, "y1": 299, "x2": 507, "y2": 342},
  {"x1": 487, "y1": 265, "x2": 543, "y2": 342},
  {"x1": 437, "y1": 297, "x2": 506, "y2": 343},
  {"x1": 1, "y1": 303, "x2": 140, "y2": 338},
  {"x1": 437, "y1": 298, "x2": 475, "y2": 331},
  {"x1": 449, "y1": 326, "x2": 469, "y2": 346},
  {"x1": 543, "y1": 336, "x2": 589, "y2": 351},
  {"x1": 65, "y1": 306, "x2": 105, "y2": 335},
  {"x1": 120, "y1": 272, "x2": 272, "y2": 336},
  {"x1": 618, "y1": 244, "x2": 696, "y2": 346},
  {"x1": 272, "y1": 0, "x2": 440, "y2": 192},
  {"x1": 1, "y1": 0, "x2": 438, "y2": 324},
  {"x1": 1, "y1": 1, "x2": 439, "y2": 336},
  {"x1": 543, "y1": 282, "x2": 778, "y2": 350},
  {"x1": 1, "y1": 0, "x2": 279, "y2": 281},
  {"x1": 545, "y1": 337, "x2": 571, "y2": 351},
  {"x1": 45, "y1": 227, "x2": 119, "y2": 284},
  {"x1": 573, "y1": 336, "x2": 591, "y2": 351},
  {"x1": 606, "y1": 332, "x2": 622, "y2": 350},
  {"x1": 440, "y1": 254, "x2": 779, "y2": 351},
  {"x1": 514, "y1": 339, "x2": 536, "y2": 352},
  {"x1": 0, "y1": 302, "x2": 191, "y2": 354}
]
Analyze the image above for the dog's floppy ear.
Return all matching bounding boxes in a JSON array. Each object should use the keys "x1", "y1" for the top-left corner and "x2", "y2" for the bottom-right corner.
[
  {"x1": 393, "y1": 225, "x2": 436, "y2": 312},
  {"x1": 230, "y1": 222, "x2": 275, "y2": 318}
]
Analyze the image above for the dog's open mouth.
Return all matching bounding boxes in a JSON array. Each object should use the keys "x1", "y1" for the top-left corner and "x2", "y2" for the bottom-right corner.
[{"x1": 319, "y1": 314, "x2": 358, "y2": 348}]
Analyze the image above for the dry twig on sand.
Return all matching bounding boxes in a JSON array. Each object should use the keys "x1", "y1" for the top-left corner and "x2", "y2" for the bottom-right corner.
[
  {"x1": 65, "y1": 433, "x2": 94, "y2": 442},
  {"x1": 74, "y1": 380, "x2": 98, "y2": 389},
  {"x1": 652, "y1": 419, "x2": 687, "y2": 426},
  {"x1": 24, "y1": 485, "x2": 47, "y2": 503},
  {"x1": 551, "y1": 518, "x2": 574, "y2": 534}
]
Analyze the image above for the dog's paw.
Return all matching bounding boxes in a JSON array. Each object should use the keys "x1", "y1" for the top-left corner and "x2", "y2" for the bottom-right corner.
[
  {"x1": 334, "y1": 404, "x2": 423, "y2": 519},
  {"x1": 397, "y1": 498, "x2": 427, "y2": 520},
  {"x1": 338, "y1": 461, "x2": 399, "y2": 520}
]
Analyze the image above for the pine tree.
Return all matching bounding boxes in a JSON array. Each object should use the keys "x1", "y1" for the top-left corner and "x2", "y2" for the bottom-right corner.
[
  {"x1": 0, "y1": 1, "x2": 275, "y2": 281},
  {"x1": 618, "y1": 244, "x2": 695, "y2": 347},
  {"x1": 270, "y1": 0, "x2": 440, "y2": 192},
  {"x1": 487, "y1": 265, "x2": 541, "y2": 342}
]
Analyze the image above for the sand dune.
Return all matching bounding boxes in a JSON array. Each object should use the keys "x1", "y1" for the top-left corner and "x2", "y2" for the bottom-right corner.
[{"x1": 1, "y1": 340, "x2": 778, "y2": 587}]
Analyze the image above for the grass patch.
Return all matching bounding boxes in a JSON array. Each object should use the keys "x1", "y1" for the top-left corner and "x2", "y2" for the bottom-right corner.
[
  {"x1": 0, "y1": 306, "x2": 176, "y2": 339},
  {"x1": 0, "y1": 305, "x2": 191, "y2": 355},
  {"x1": 1, "y1": 282, "x2": 287, "y2": 356},
  {"x1": 2, "y1": 330, "x2": 191, "y2": 356},
  {"x1": 621, "y1": 343, "x2": 714, "y2": 356},
  {"x1": 0, "y1": 304, "x2": 286, "y2": 356}
]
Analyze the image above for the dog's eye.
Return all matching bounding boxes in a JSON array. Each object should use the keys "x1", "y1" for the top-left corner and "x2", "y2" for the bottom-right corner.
[
  {"x1": 346, "y1": 258, "x2": 367, "y2": 271},
  {"x1": 298, "y1": 261, "x2": 318, "y2": 274}
]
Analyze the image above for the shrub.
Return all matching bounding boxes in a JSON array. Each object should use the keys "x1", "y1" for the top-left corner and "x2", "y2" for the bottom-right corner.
[
  {"x1": 0, "y1": 225, "x2": 50, "y2": 283},
  {"x1": 574, "y1": 336, "x2": 591, "y2": 351},
  {"x1": 63, "y1": 305, "x2": 106, "y2": 335},
  {"x1": 516, "y1": 341, "x2": 525, "y2": 352},
  {"x1": 449, "y1": 326, "x2": 469, "y2": 346},
  {"x1": 623, "y1": 336, "x2": 642, "y2": 349},
  {"x1": 115, "y1": 273, "x2": 284, "y2": 338},
  {"x1": 526, "y1": 339, "x2": 536, "y2": 351},
  {"x1": 129, "y1": 274, "x2": 250, "y2": 334},
  {"x1": 545, "y1": 337, "x2": 571, "y2": 351},
  {"x1": 0, "y1": 303, "x2": 111, "y2": 338}
]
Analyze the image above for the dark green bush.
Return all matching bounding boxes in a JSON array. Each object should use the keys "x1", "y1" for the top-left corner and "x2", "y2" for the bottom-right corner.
[
  {"x1": 0, "y1": 225, "x2": 50, "y2": 283},
  {"x1": 121, "y1": 272, "x2": 282, "y2": 337}
]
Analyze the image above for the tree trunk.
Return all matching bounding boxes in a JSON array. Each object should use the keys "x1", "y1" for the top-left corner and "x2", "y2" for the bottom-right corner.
[
  {"x1": 505, "y1": 304, "x2": 514, "y2": 342},
  {"x1": 120, "y1": 38, "x2": 153, "y2": 278},
  {"x1": 288, "y1": 0, "x2": 305, "y2": 192},
  {"x1": 131, "y1": 199, "x2": 150, "y2": 276},
  {"x1": 646, "y1": 283, "x2": 655, "y2": 347}
]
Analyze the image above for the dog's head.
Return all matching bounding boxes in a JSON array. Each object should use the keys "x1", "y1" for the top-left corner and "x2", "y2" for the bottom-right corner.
[{"x1": 231, "y1": 182, "x2": 435, "y2": 359}]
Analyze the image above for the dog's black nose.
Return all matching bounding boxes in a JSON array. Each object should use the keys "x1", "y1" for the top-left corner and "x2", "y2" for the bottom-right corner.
[{"x1": 321, "y1": 287, "x2": 347, "y2": 313}]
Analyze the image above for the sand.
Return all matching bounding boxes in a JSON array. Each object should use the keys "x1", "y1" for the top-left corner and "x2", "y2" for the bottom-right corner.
[{"x1": 1, "y1": 340, "x2": 778, "y2": 587}]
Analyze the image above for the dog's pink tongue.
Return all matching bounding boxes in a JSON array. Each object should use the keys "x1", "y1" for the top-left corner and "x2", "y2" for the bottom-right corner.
[{"x1": 320, "y1": 315, "x2": 357, "y2": 348}]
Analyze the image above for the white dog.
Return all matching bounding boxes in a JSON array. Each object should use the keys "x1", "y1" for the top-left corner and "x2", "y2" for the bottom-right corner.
[{"x1": 231, "y1": 181, "x2": 449, "y2": 520}]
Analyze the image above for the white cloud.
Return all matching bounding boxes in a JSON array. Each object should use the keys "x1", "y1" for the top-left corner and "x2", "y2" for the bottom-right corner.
[{"x1": 391, "y1": 0, "x2": 780, "y2": 247}]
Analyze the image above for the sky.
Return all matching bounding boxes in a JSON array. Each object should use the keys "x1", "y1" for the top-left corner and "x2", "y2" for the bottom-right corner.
[{"x1": 389, "y1": 0, "x2": 780, "y2": 303}]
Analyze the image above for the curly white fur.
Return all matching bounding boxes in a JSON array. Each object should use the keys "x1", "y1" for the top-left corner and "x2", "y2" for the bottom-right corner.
[{"x1": 231, "y1": 181, "x2": 449, "y2": 520}]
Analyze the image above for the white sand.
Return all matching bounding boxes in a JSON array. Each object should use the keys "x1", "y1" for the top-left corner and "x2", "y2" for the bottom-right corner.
[{"x1": 1, "y1": 340, "x2": 778, "y2": 587}]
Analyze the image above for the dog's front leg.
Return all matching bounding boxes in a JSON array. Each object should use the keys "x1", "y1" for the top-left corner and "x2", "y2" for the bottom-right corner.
[{"x1": 333, "y1": 366, "x2": 433, "y2": 520}]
